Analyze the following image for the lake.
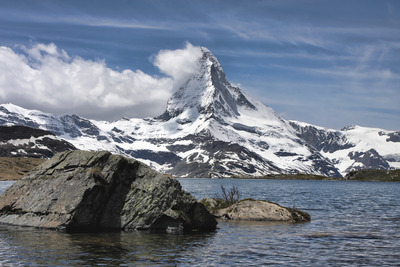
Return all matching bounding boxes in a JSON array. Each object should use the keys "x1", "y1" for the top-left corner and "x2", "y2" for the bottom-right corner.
[{"x1": 0, "y1": 179, "x2": 399, "y2": 266}]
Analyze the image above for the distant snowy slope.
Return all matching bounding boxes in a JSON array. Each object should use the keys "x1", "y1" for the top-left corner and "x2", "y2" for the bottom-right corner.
[{"x1": 290, "y1": 122, "x2": 400, "y2": 176}]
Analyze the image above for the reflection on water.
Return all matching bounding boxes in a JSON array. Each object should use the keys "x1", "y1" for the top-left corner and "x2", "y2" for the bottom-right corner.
[
  {"x1": 0, "y1": 179, "x2": 399, "y2": 266},
  {"x1": 0, "y1": 225, "x2": 216, "y2": 266}
]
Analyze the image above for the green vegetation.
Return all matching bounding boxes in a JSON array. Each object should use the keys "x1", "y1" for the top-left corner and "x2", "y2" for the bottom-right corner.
[
  {"x1": 220, "y1": 185, "x2": 241, "y2": 205},
  {"x1": 260, "y1": 173, "x2": 330, "y2": 180},
  {"x1": 201, "y1": 185, "x2": 242, "y2": 212},
  {"x1": 345, "y1": 169, "x2": 400, "y2": 182},
  {"x1": 231, "y1": 173, "x2": 333, "y2": 180},
  {"x1": 286, "y1": 206, "x2": 311, "y2": 222},
  {"x1": 231, "y1": 170, "x2": 400, "y2": 182}
]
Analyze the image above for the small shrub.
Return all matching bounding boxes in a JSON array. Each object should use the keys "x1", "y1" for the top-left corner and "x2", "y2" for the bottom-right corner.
[
  {"x1": 202, "y1": 185, "x2": 243, "y2": 212},
  {"x1": 219, "y1": 185, "x2": 241, "y2": 207}
]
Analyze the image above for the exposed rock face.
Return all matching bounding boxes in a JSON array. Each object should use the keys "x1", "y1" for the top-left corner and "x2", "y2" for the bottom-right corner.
[
  {"x1": 289, "y1": 122, "x2": 354, "y2": 153},
  {"x1": 0, "y1": 150, "x2": 217, "y2": 233},
  {"x1": 386, "y1": 131, "x2": 400, "y2": 143},
  {"x1": 346, "y1": 148, "x2": 390, "y2": 172},
  {"x1": 289, "y1": 123, "x2": 400, "y2": 176},
  {"x1": 212, "y1": 199, "x2": 310, "y2": 223},
  {"x1": 0, "y1": 125, "x2": 76, "y2": 158}
]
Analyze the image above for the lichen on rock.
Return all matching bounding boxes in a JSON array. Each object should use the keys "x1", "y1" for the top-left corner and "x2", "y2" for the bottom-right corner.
[
  {"x1": 204, "y1": 198, "x2": 310, "y2": 223},
  {"x1": 0, "y1": 150, "x2": 217, "y2": 233}
]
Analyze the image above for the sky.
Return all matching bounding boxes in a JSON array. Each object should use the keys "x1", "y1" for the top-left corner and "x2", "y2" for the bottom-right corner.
[{"x1": 0, "y1": 0, "x2": 399, "y2": 130}]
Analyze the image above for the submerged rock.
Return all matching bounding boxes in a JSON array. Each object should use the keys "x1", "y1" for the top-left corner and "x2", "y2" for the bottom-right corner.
[
  {"x1": 210, "y1": 199, "x2": 310, "y2": 223},
  {"x1": 0, "y1": 151, "x2": 217, "y2": 233}
]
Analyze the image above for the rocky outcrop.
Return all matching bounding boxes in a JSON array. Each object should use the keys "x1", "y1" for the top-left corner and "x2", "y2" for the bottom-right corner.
[
  {"x1": 207, "y1": 199, "x2": 310, "y2": 223},
  {"x1": 0, "y1": 150, "x2": 217, "y2": 233},
  {"x1": 346, "y1": 149, "x2": 390, "y2": 173},
  {"x1": 0, "y1": 125, "x2": 76, "y2": 158}
]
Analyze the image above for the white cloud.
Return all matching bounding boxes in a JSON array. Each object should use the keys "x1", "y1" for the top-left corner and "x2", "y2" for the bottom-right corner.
[
  {"x1": 152, "y1": 42, "x2": 203, "y2": 88},
  {"x1": 0, "y1": 42, "x2": 203, "y2": 120}
]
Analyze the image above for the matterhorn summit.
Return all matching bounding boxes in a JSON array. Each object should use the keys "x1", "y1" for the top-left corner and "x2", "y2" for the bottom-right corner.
[
  {"x1": 150, "y1": 47, "x2": 340, "y2": 177},
  {"x1": 163, "y1": 47, "x2": 271, "y2": 121},
  {"x1": 1, "y1": 47, "x2": 399, "y2": 177}
]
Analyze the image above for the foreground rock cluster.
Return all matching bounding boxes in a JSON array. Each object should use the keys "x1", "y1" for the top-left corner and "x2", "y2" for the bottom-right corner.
[{"x1": 0, "y1": 151, "x2": 217, "y2": 233}]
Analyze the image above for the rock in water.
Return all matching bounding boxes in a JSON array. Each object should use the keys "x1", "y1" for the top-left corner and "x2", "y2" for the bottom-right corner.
[
  {"x1": 0, "y1": 151, "x2": 217, "y2": 233},
  {"x1": 213, "y1": 200, "x2": 310, "y2": 223}
]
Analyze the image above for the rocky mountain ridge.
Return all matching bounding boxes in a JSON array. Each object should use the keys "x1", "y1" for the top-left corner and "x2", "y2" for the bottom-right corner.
[
  {"x1": 0, "y1": 125, "x2": 76, "y2": 158},
  {"x1": 289, "y1": 122, "x2": 400, "y2": 175},
  {"x1": 0, "y1": 47, "x2": 399, "y2": 177}
]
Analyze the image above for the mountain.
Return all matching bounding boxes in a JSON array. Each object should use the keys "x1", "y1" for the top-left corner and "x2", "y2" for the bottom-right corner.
[
  {"x1": 289, "y1": 121, "x2": 400, "y2": 175},
  {"x1": 0, "y1": 47, "x2": 399, "y2": 177},
  {"x1": 0, "y1": 125, "x2": 76, "y2": 158}
]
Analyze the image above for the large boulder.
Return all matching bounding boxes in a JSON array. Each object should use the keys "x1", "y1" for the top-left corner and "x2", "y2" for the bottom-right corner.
[
  {"x1": 211, "y1": 199, "x2": 310, "y2": 223},
  {"x1": 0, "y1": 151, "x2": 217, "y2": 233}
]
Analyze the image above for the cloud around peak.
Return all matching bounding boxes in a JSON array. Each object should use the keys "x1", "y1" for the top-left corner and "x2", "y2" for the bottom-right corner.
[
  {"x1": 152, "y1": 42, "x2": 203, "y2": 87},
  {"x1": 0, "y1": 42, "x2": 203, "y2": 120}
]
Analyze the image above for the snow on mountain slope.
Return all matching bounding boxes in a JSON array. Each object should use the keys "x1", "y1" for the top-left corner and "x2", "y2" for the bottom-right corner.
[
  {"x1": 327, "y1": 125, "x2": 400, "y2": 174},
  {"x1": 290, "y1": 122, "x2": 400, "y2": 176},
  {"x1": 0, "y1": 47, "x2": 397, "y2": 177},
  {"x1": 0, "y1": 125, "x2": 76, "y2": 158}
]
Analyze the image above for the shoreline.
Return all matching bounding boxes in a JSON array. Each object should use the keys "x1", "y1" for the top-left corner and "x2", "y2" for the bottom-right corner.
[{"x1": 176, "y1": 169, "x2": 400, "y2": 182}]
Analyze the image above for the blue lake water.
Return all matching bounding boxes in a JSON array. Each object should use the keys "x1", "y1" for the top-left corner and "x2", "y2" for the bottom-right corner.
[{"x1": 0, "y1": 178, "x2": 399, "y2": 266}]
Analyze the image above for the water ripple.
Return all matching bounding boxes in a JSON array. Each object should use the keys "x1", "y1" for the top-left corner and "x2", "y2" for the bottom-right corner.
[{"x1": 0, "y1": 179, "x2": 399, "y2": 266}]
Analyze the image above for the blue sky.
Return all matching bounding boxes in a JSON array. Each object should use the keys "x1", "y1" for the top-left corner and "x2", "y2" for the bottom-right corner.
[{"x1": 0, "y1": 0, "x2": 399, "y2": 130}]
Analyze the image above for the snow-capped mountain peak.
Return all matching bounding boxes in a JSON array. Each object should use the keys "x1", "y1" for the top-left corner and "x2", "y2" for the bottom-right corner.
[{"x1": 161, "y1": 47, "x2": 257, "y2": 122}]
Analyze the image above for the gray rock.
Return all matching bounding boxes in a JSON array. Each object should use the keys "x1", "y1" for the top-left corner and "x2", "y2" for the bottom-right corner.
[
  {"x1": 212, "y1": 199, "x2": 310, "y2": 223},
  {"x1": 0, "y1": 150, "x2": 217, "y2": 233}
]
